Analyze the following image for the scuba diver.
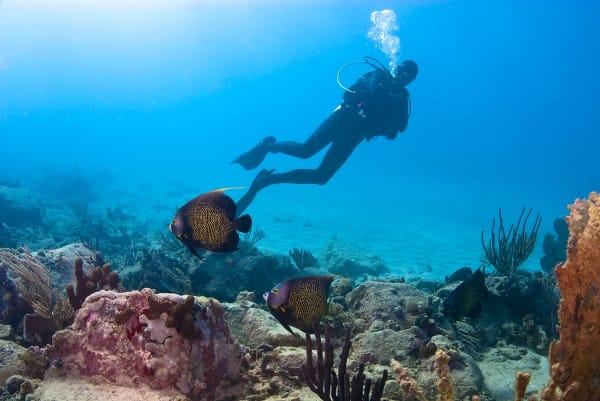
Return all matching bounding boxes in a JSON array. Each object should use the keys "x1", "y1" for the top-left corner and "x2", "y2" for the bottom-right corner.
[{"x1": 232, "y1": 57, "x2": 418, "y2": 215}]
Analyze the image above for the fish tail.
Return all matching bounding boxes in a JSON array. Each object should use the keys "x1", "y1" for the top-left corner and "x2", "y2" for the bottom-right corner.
[{"x1": 235, "y1": 214, "x2": 252, "y2": 233}]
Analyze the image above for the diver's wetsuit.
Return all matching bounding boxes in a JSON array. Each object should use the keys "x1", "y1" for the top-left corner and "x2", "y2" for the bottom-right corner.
[
  {"x1": 235, "y1": 63, "x2": 415, "y2": 216},
  {"x1": 266, "y1": 106, "x2": 365, "y2": 185}
]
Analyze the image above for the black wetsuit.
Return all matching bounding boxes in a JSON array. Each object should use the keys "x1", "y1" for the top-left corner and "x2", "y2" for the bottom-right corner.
[{"x1": 236, "y1": 67, "x2": 412, "y2": 215}]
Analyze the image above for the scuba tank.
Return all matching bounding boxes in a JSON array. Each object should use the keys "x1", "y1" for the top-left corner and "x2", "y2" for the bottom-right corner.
[{"x1": 339, "y1": 57, "x2": 396, "y2": 116}]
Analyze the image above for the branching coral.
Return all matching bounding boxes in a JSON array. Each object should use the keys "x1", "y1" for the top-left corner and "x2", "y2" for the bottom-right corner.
[
  {"x1": 65, "y1": 256, "x2": 119, "y2": 310},
  {"x1": 289, "y1": 247, "x2": 318, "y2": 270},
  {"x1": 481, "y1": 207, "x2": 542, "y2": 278},
  {"x1": 304, "y1": 324, "x2": 387, "y2": 401}
]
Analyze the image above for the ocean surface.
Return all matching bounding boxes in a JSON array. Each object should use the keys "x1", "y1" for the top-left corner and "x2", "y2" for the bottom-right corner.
[{"x1": 1, "y1": 0, "x2": 599, "y2": 281}]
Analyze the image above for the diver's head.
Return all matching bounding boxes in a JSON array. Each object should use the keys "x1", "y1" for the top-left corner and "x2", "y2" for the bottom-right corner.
[{"x1": 394, "y1": 60, "x2": 418, "y2": 86}]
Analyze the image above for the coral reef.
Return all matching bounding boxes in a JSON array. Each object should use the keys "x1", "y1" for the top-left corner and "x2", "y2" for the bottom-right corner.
[
  {"x1": 0, "y1": 339, "x2": 26, "y2": 386},
  {"x1": 346, "y1": 282, "x2": 433, "y2": 331},
  {"x1": 190, "y1": 250, "x2": 298, "y2": 302},
  {"x1": 223, "y1": 294, "x2": 305, "y2": 348},
  {"x1": 539, "y1": 217, "x2": 568, "y2": 274},
  {"x1": 483, "y1": 273, "x2": 555, "y2": 353},
  {"x1": 48, "y1": 289, "x2": 244, "y2": 400},
  {"x1": 121, "y1": 248, "x2": 195, "y2": 294},
  {"x1": 481, "y1": 207, "x2": 542, "y2": 278},
  {"x1": 32, "y1": 243, "x2": 100, "y2": 293},
  {"x1": 542, "y1": 192, "x2": 600, "y2": 400}
]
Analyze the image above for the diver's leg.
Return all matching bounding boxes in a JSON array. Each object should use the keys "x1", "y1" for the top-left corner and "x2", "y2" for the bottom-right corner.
[
  {"x1": 236, "y1": 169, "x2": 275, "y2": 216},
  {"x1": 269, "y1": 134, "x2": 363, "y2": 185},
  {"x1": 268, "y1": 110, "x2": 344, "y2": 159},
  {"x1": 236, "y1": 136, "x2": 361, "y2": 215}
]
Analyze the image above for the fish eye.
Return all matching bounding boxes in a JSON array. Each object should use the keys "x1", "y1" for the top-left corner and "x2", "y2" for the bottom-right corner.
[{"x1": 272, "y1": 289, "x2": 279, "y2": 294}]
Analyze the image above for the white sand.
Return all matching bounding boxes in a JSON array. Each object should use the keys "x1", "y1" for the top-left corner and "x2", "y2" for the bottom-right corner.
[{"x1": 33, "y1": 376, "x2": 186, "y2": 401}]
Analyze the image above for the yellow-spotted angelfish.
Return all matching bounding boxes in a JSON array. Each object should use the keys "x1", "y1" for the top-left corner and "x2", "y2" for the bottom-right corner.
[
  {"x1": 263, "y1": 275, "x2": 333, "y2": 335},
  {"x1": 169, "y1": 188, "x2": 251, "y2": 259}
]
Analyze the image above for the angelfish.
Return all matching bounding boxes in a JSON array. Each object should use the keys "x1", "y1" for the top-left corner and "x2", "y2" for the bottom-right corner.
[
  {"x1": 169, "y1": 187, "x2": 251, "y2": 258},
  {"x1": 263, "y1": 275, "x2": 333, "y2": 335}
]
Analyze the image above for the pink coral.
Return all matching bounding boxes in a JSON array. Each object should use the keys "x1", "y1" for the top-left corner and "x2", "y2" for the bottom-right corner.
[{"x1": 49, "y1": 288, "x2": 244, "y2": 400}]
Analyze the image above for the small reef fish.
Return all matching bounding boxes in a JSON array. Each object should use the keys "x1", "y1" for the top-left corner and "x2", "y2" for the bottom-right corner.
[
  {"x1": 263, "y1": 275, "x2": 334, "y2": 335},
  {"x1": 169, "y1": 188, "x2": 252, "y2": 259},
  {"x1": 442, "y1": 268, "x2": 488, "y2": 320}
]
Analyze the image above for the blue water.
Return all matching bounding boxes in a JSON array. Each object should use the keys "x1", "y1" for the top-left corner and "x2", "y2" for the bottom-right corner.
[{"x1": 1, "y1": 1, "x2": 598, "y2": 279}]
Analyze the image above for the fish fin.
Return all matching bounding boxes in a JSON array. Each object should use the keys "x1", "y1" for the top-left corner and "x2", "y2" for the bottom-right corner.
[
  {"x1": 212, "y1": 186, "x2": 245, "y2": 193},
  {"x1": 289, "y1": 275, "x2": 334, "y2": 290},
  {"x1": 472, "y1": 301, "x2": 483, "y2": 318},
  {"x1": 185, "y1": 244, "x2": 205, "y2": 259},
  {"x1": 213, "y1": 231, "x2": 239, "y2": 253},
  {"x1": 235, "y1": 214, "x2": 252, "y2": 233},
  {"x1": 193, "y1": 190, "x2": 238, "y2": 219},
  {"x1": 269, "y1": 304, "x2": 299, "y2": 336},
  {"x1": 281, "y1": 322, "x2": 299, "y2": 336}
]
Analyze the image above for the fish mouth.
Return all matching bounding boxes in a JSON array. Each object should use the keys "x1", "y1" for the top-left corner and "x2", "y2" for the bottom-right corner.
[
  {"x1": 168, "y1": 223, "x2": 179, "y2": 237},
  {"x1": 262, "y1": 292, "x2": 269, "y2": 303}
]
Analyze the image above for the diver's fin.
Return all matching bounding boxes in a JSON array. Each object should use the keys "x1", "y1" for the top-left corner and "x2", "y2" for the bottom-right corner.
[{"x1": 231, "y1": 136, "x2": 275, "y2": 170}]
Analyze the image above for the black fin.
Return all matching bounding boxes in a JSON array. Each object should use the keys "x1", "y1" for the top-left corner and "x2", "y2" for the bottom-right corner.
[
  {"x1": 235, "y1": 214, "x2": 252, "y2": 233},
  {"x1": 185, "y1": 243, "x2": 205, "y2": 259},
  {"x1": 282, "y1": 322, "x2": 300, "y2": 337},
  {"x1": 231, "y1": 140, "x2": 271, "y2": 170}
]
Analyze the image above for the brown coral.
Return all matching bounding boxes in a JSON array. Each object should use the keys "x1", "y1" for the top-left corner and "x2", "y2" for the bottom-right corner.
[
  {"x1": 66, "y1": 257, "x2": 119, "y2": 310},
  {"x1": 542, "y1": 192, "x2": 600, "y2": 400}
]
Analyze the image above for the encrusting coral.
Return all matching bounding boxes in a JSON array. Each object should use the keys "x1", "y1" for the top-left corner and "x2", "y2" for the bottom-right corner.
[
  {"x1": 47, "y1": 288, "x2": 245, "y2": 401},
  {"x1": 541, "y1": 192, "x2": 600, "y2": 400}
]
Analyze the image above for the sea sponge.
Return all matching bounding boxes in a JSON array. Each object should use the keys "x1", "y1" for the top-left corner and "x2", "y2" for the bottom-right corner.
[
  {"x1": 542, "y1": 192, "x2": 600, "y2": 400},
  {"x1": 65, "y1": 257, "x2": 120, "y2": 310}
]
